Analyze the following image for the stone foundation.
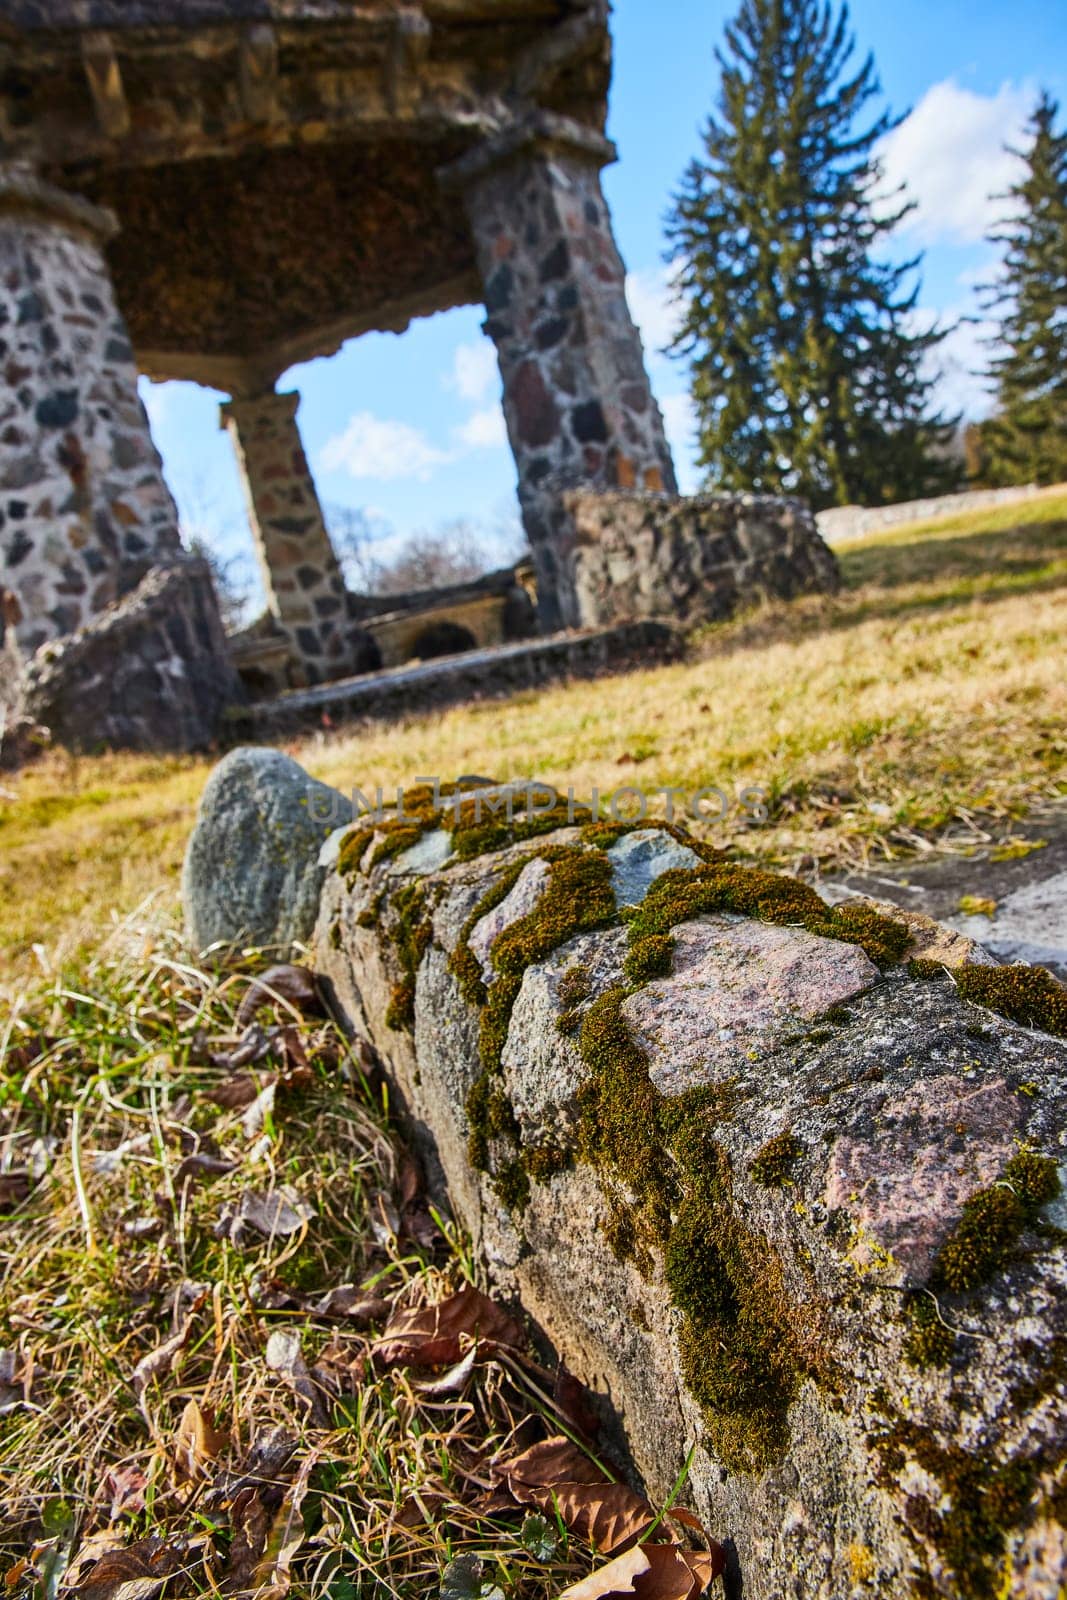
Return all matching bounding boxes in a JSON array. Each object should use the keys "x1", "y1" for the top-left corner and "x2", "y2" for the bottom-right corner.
[
  {"x1": 18, "y1": 556, "x2": 243, "y2": 753},
  {"x1": 569, "y1": 490, "x2": 841, "y2": 629}
]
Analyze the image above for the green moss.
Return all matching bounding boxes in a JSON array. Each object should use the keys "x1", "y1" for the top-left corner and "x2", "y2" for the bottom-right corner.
[
  {"x1": 379, "y1": 882, "x2": 432, "y2": 1035},
  {"x1": 954, "y1": 963, "x2": 1067, "y2": 1037},
  {"x1": 451, "y1": 798, "x2": 594, "y2": 861},
  {"x1": 337, "y1": 824, "x2": 376, "y2": 878},
  {"x1": 385, "y1": 978, "x2": 415, "y2": 1032},
  {"x1": 872, "y1": 1420, "x2": 1040, "y2": 1599},
  {"x1": 557, "y1": 962, "x2": 592, "y2": 1009},
  {"x1": 521, "y1": 1140, "x2": 570, "y2": 1182},
  {"x1": 624, "y1": 863, "x2": 911, "y2": 970},
  {"x1": 493, "y1": 1157, "x2": 531, "y2": 1213},
  {"x1": 931, "y1": 1150, "x2": 1060, "y2": 1293},
  {"x1": 328, "y1": 918, "x2": 342, "y2": 950},
  {"x1": 749, "y1": 1130, "x2": 802, "y2": 1188},
  {"x1": 902, "y1": 1294, "x2": 956, "y2": 1369},
  {"x1": 575, "y1": 986, "x2": 810, "y2": 1473},
  {"x1": 623, "y1": 932, "x2": 675, "y2": 984}
]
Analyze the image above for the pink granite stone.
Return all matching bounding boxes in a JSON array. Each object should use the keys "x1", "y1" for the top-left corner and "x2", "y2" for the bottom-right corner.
[
  {"x1": 823, "y1": 1073, "x2": 1027, "y2": 1279},
  {"x1": 622, "y1": 914, "x2": 879, "y2": 1094}
]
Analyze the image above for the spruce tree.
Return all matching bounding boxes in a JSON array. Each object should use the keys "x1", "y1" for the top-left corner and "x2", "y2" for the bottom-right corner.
[
  {"x1": 981, "y1": 92, "x2": 1067, "y2": 487},
  {"x1": 666, "y1": 0, "x2": 958, "y2": 510}
]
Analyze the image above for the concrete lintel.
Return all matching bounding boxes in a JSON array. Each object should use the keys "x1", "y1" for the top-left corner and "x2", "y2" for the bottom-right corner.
[
  {"x1": 0, "y1": 163, "x2": 119, "y2": 242},
  {"x1": 437, "y1": 109, "x2": 617, "y2": 190},
  {"x1": 136, "y1": 267, "x2": 482, "y2": 393}
]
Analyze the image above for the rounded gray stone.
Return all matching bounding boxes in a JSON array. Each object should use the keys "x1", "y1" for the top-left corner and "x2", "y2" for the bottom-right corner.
[
  {"x1": 182, "y1": 746, "x2": 352, "y2": 956},
  {"x1": 606, "y1": 825, "x2": 699, "y2": 907}
]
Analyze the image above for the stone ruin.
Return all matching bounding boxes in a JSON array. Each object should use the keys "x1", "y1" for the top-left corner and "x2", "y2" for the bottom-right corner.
[
  {"x1": 1, "y1": 0, "x2": 838, "y2": 752},
  {"x1": 182, "y1": 749, "x2": 1067, "y2": 1600}
]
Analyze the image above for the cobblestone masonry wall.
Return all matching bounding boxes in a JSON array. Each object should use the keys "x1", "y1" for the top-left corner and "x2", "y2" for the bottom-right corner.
[
  {"x1": 449, "y1": 118, "x2": 676, "y2": 631},
  {"x1": 569, "y1": 488, "x2": 841, "y2": 628},
  {"x1": 0, "y1": 168, "x2": 181, "y2": 656},
  {"x1": 221, "y1": 388, "x2": 351, "y2": 685}
]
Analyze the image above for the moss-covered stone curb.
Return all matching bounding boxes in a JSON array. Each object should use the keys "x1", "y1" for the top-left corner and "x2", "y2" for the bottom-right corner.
[{"x1": 308, "y1": 779, "x2": 1067, "y2": 1600}]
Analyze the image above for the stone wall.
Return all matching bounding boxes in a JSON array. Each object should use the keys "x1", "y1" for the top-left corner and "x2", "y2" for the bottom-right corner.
[
  {"x1": 236, "y1": 618, "x2": 683, "y2": 737},
  {"x1": 0, "y1": 168, "x2": 182, "y2": 656},
  {"x1": 18, "y1": 556, "x2": 243, "y2": 752},
  {"x1": 569, "y1": 489, "x2": 840, "y2": 629},
  {"x1": 290, "y1": 793, "x2": 1067, "y2": 1600},
  {"x1": 815, "y1": 483, "x2": 1054, "y2": 544}
]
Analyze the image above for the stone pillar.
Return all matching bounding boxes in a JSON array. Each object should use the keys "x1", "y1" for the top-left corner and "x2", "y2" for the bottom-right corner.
[
  {"x1": 0, "y1": 164, "x2": 182, "y2": 657},
  {"x1": 220, "y1": 388, "x2": 351, "y2": 685},
  {"x1": 442, "y1": 114, "x2": 677, "y2": 631}
]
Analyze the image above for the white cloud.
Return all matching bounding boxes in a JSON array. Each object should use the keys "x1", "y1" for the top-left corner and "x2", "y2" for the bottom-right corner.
[
  {"x1": 878, "y1": 78, "x2": 1033, "y2": 245},
  {"x1": 454, "y1": 405, "x2": 508, "y2": 451},
  {"x1": 447, "y1": 339, "x2": 499, "y2": 404},
  {"x1": 919, "y1": 305, "x2": 999, "y2": 421},
  {"x1": 319, "y1": 413, "x2": 453, "y2": 481},
  {"x1": 626, "y1": 267, "x2": 684, "y2": 356}
]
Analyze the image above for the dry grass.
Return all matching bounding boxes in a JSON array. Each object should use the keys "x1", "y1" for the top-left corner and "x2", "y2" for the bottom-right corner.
[
  {"x1": 0, "y1": 933, "x2": 638, "y2": 1597},
  {"x1": 2, "y1": 493, "x2": 1066, "y2": 992}
]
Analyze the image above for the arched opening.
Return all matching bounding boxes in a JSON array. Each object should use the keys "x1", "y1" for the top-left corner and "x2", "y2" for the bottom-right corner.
[{"x1": 410, "y1": 620, "x2": 478, "y2": 660}]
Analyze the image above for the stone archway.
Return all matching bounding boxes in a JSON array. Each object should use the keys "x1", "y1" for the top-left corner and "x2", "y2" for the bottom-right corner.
[{"x1": 410, "y1": 619, "x2": 477, "y2": 660}]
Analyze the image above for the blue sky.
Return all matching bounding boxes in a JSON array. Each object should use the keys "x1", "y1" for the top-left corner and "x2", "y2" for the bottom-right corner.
[{"x1": 141, "y1": 0, "x2": 1067, "y2": 604}]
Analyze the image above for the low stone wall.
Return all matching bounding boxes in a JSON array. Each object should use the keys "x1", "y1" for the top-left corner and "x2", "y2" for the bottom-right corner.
[
  {"x1": 815, "y1": 484, "x2": 1052, "y2": 544},
  {"x1": 287, "y1": 787, "x2": 1067, "y2": 1599},
  {"x1": 568, "y1": 490, "x2": 839, "y2": 629},
  {"x1": 17, "y1": 556, "x2": 243, "y2": 753},
  {"x1": 235, "y1": 620, "x2": 683, "y2": 737}
]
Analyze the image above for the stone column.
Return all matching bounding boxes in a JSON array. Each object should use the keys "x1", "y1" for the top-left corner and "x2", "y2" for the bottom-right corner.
[
  {"x1": 442, "y1": 114, "x2": 677, "y2": 631},
  {"x1": 0, "y1": 164, "x2": 182, "y2": 657},
  {"x1": 220, "y1": 387, "x2": 351, "y2": 685}
]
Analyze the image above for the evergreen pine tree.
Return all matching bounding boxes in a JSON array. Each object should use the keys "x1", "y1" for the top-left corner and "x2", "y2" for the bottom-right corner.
[
  {"x1": 666, "y1": 0, "x2": 958, "y2": 510},
  {"x1": 981, "y1": 92, "x2": 1067, "y2": 487}
]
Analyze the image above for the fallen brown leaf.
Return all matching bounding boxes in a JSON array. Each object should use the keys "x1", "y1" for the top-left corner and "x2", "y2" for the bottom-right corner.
[
  {"x1": 265, "y1": 1330, "x2": 329, "y2": 1427},
  {"x1": 559, "y1": 1544, "x2": 721, "y2": 1600},
  {"x1": 214, "y1": 1188, "x2": 314, "y2": 1245},
  {"x1": 69, "y1": 1535, "x2": 183, "y2": 1600},
  {"x1": 0, "y1": 1172, "x2": 30, "y2": 1213},
  {"x1": 105, "y1": 1464, "x2": 148, "y2": 1519},
  {"x1": 205, "y1": 1074, "x2": 262, "y2": 1112},
  {"x1": 131, "y1": 1315, "x2": 195, "y2": 1398},
  {"x1": 173, "y1": 1398, "x2": 229, "y2": 1483},
  {"x1": 311, "y1": 1285, "x2": 391, "y2": 1324},
  {"x1": 235, "y1": 966, "x2": 322, "y2": 1027},
  {"x1": 373, "y1": 1283, "x2": 524, "y2": 1368},
  {"x1": 497, "y1": 1436, "x2": 654, "y2": 1555}
]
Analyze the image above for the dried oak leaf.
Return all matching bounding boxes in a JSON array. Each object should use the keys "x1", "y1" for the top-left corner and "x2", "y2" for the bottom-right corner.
[
  {"x1": 69, "y1": 1536, "x2": 183, "y2": 1600},
  {"x1": 559, "y1": 1544, "x2": 721, "y2": 1600},
  {"x1": 310, "y1": 1285, "x2": 391, "y2": 1324},
  {"x1": 235, "y1": 966, "x2": 322, "y2": 1027},
  {"x1": 214, "y1": 1188, "x2": 313, "y2": 1245},
  {"x1": 131, "y1": 1315, "x2": 196, "y2": 1397},
  {"x1": 496, "y1": 1436, "x2": 655, "y2": 1555},
  {"x1": 373, "y1": 1283, "x2": 524, "y2": 1368}
]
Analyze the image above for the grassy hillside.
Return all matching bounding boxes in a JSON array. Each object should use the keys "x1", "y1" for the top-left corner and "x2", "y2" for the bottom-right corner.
[{"x1": 2, "y1": 492, "x2": 1066, "y2": 992}]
